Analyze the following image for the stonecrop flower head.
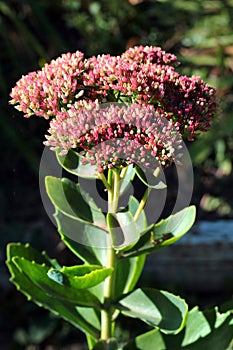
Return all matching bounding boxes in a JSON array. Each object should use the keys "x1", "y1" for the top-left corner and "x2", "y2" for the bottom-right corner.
[
  {"x1": 44, "y1": 102, "x2": 182, "y2": 172},
  {"x1": 120, "y1": 45, "x2": 178, "y2": 65},
  {"x1": 10, "y1": 51, "x2": 85, "y2": 119},
  {"x1": 9, "y1": 45, "x2": 217, "y2": 170}
]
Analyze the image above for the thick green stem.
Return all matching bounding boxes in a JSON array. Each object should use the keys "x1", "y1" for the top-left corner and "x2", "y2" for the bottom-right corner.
[
  {"x1": 100, "y1": 247, "x2": 116, "y2": 340},
  {"x1": 100, "y1": 169, "x2": 120, "y2": 341}
]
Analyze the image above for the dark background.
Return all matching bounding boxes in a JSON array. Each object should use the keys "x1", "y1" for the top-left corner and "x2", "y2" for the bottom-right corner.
[{"x1": 1, "y1": 0, "x2": 233, "y2": 348}]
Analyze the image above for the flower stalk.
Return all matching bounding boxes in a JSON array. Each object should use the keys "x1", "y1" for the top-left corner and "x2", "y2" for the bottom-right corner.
[
  {"x1": 101, "y1": 168, "x2": 120, "y2": 340},
  {"x1": 134, "y1": 187, "x2": 151, "y2": 222}
]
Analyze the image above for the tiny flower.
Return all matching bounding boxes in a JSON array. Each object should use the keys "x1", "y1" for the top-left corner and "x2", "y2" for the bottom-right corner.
[
  {"x1": 10, "y1": 51, "x2": 85, "y2": 118},
  {"x1": 9, "y1": 45, "x2": 217, "y2": 143},
  {"x1": 44, "y1": 102, "x2": 183, "y2": 172},
  {"x1": 121, "y1": 46, "x2": 178, "y2": 66}
]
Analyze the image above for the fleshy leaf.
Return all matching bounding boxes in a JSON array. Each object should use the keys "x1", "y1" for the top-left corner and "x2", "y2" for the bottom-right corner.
[
  {"x1": 123, "y1": 328, "x2": 165, "y2": 350},
  {"x1": 107, "y1": 195, "x2": 148, "y2": 252},
  {"x1": 6, "y1": 243, "x2": 100, "y2": 338},
  {"x1": 55, "y1": 210, "x2": 108, "y2": 305},
  {"x1": 114, "y1": 255, "x2": 146, "y2": 299},
  {"x1": 135, "y1": 165, "x2": 167, "y2": 189},
  {"x1": 174, "y1": 306, "x2": 233, "y2": 349},
  {"x1": 13, "y1": 257, "x2": 101, "y2": 307},
  {"x1": 151, "y1": 205, "x2": 196, "y2": 245},
  {"x1": 47, "y1": 264, "x2": 113, "y2": 308},
  {"x1": 55, "y1": 209, "x2": 108, "y2": 265},
  {"x1": 46, "y1": 175, "x2": 110, "y2": 265},
  {"x1": 113, "y1": 196, "x2": 147, "y2": 298},
  {"x1": 117, "y1": 288, "x2": 188, "y2": 334},
  {"x1": 56, "y1": 148, "x2": 97, "y2": 178},
  {"x1": 127, "y1": 196, "x2": 147, "y2": 232},
  {"x1": 107, "y1": 211, "x2": 140, "y2": 250},
  {"x1": 59, "y1": 265, "x2": 113, "y2": 289},
  {"x1": 123, "y1": 305, "x2": 233, "y2": 350},
  {"x1": 119, "y1": 164, "x2": 136, "y2": 196},
  {"x1": 6, "y1": 242, "x2": 62, "y2": 270},
  {"x1": 122, "y1": 206, "x2": 196, "y2": 257},
  {"x1": 45, "y1": 176, "x2": 107, "y2": 229}
]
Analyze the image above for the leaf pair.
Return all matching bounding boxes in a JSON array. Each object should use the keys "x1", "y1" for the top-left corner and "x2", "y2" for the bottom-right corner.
[
  {"x1": 88, "y1": 287, "x2": 190, "y2": 349},
  {"x1": 56, "y1": 149, "x2": 166, "y2": 190},
  {"x1": 46, "y1": 176, "x2": 148, "y2": 261},
  {"x1": 6, "y1": 243, "x2": 113, "y2": 338},
  {"x1": 123, "y1": 304, "x2": 233, "y2": 350},
  {"x1": 121, "y1": 206, "x2": 196, "y2": 257}
]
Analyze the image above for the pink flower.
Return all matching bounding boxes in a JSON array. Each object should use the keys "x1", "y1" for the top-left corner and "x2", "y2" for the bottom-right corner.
[
  {"x1": 9, "y1": 45, "x2": 217, "y2": 143},
  {"x1": 121, "y1": 45, "x2": 178, "y2": 66},
  {"x1": 10, "y1": 51, "x2": 85, "y2": 118},
  {"x1": 44, "y1": 102, "x2": 182, "y2": 172}
]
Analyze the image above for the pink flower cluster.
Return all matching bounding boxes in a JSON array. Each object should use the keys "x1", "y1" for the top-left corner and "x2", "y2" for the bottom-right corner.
[
  {"x1": 10, "y1": 45, "x2": 217, "y2": 169},
  {"x1": 10, "y1": 51, "x2": 85, "y2": 118},
  {"x1": 44, "y1": 102, "x2": 182, "y2": 171}
]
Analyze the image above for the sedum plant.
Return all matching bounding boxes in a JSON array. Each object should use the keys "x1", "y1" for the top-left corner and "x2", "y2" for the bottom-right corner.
[{"x1": 7, "y1": 46, "x2": 233, "y2": 349}]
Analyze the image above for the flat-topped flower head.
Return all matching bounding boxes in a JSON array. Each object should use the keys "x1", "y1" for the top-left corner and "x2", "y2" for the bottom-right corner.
[
  {"x1": 9, "y1": 45, "x2": 217, "y2": 141},
  {"x1": 44, "y1": 102, "x2": 182, "y2": 172}
]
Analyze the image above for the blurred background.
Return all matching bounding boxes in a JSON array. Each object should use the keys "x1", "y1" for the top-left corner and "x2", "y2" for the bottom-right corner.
[{"x1": 1, "y1": 0, "x2": 233, "y2": 348}]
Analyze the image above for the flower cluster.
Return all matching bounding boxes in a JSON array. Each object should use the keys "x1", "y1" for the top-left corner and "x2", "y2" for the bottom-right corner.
[
  {"x1": 120, "y1": 45, "x2": 178, "y2": 65},
  {"x1": 44, "y1": 102, "x2": 182, "y2": 171},
  {"x1": 10, "y1": 45, "x2": 217, "y2": 170},
  {"x1": 10, "y1": 51, "x2": 85, "y2": 119}
]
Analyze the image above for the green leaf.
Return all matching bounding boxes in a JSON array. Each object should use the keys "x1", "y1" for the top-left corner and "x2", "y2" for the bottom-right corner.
[
  {"x1": 6, "y1": 242, "x2": 57, "y2": 267},
  {"x1": 5, "y1": 243, "x2": 61, "y2": 278},
  {"x1": 56, "y1": 149, "x2": 97, "y2": 178},
  {"x1": 117, "y1": 288, "x2": 188, "y2": 334},
  {"x1": 114, "y1": 255, "x2": 146, "y2": 298},
  {"x1": 165, "y1": 305, "x2": 233, "y2": 350},
  {"x1": 45, "y1": 176, "x2": 110, "y2": 265},
  {"x1": 107, "y1": 211, "x2": 140, "y2": 250},
  {"x1": 76, "y1": 306, "x2": 100, "y2": 329},
  {"x1": 113, "y1": 196, "x2": 147, "y2": 298},
  {"x1": 135, "y1": 165, "x2": 167, "y2": 189},
  {"x1": 180, "y1": 306, "x2": 213, "y2": 346},
  {"x1": 55, "y1": 209, "x2": 108, "y2": 265},
  {"x1": 123, "y1": 328, "x2": 164, "y2": 350},
  {"x1": 13, "y1": 257, "x2": 101, "y2": 307},
  {"x1": 123, "y1": 206, "x2": 196, "y2": 257},
  {"x1": 127, "y1": 196, "x2": 147, "y2": 232},
  {"x1": 6, "y1": 243, "x2": 100, "y2": 338},
  {"x1": 177, "y1": 306, "x2": 233, "y2": 350},
  {"x1": 45, "y1": 176, "x2": 107, "y2": 229},
  {"x1": 152, "y1": 205, "x2": 196, "y2": 245},
  {"x1": 59, "y1": 265, "x2": 113, "y2": 289},
  {"x1": 119, "y1": 164, "x2": 136, "y2": 196},
  {"x1": 123, "y1": 305, "x2": 233, "y2": 350},
  {"x1": 56, "y1": 198, "x2": 147, "y2": 304},
  {"x1": 55, "y1": 211, "x2": 108, "y2": 303},
  {"x1": 86, "y1": 327, "x2": 100, "y2": 349},
  {"x1": 107, "y1": 195, "x2": 148, "y2": 252}
]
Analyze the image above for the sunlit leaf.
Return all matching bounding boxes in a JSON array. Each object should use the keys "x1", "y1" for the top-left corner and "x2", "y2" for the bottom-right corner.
[{"x1": 117, "y1": 288, "x2": 188, "y2": 334}]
